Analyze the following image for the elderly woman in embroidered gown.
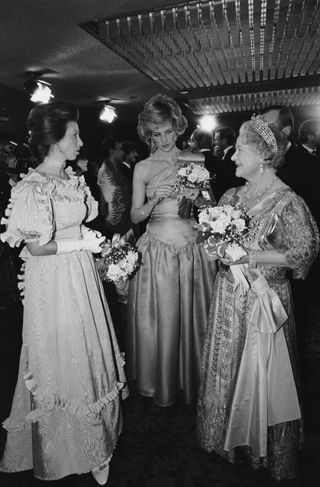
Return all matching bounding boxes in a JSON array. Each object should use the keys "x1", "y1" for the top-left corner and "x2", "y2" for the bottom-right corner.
[
  {"x1": 127, "y1": 94, "x2": 216, "y2": 407},
  {"x1": 196, "y1": 117, "x2": 319, "y2": 481},
  {"x1": 0, "y1": 102, "x2": 127, "y2": 485}
]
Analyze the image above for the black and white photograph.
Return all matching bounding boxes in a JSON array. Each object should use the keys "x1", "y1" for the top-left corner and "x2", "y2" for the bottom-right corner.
[{"x1": 1, "y1": 1, "x2": 320, "y2": 486}]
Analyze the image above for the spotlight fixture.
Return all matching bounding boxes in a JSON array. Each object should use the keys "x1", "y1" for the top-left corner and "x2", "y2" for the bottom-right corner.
[
  {"x1": 99, "y1": 104, "x2": 117, "y2": 123},
  {"x1": 198, "y1": 115, "x2": 217, "y2": 133},
  {"x1": 24, "y1": 78, "x2": 54, "y2": 104}
]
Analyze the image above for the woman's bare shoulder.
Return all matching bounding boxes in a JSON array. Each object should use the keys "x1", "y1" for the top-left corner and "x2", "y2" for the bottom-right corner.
[{"x1": 134, "y1": 157, "x2": 154, "y2": 174}]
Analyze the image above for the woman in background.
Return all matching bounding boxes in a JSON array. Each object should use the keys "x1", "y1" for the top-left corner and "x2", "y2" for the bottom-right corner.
[
  {"x1": 197, "y1": 117, "x2": 319, "y2": 480},
  {"x1": 0, "y1": 101, "x2": 127, "y2": 485},
  {"x1": 68, "y1": 146, "x2": 89, "y2": 177},
  {"x1": 127, "y1": 94, "x2": 216, "y2": 407}
]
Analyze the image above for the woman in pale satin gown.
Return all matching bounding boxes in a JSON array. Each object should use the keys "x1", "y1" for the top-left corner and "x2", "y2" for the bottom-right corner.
[
  {"x1": 127, "y1": 94, "x2": 216, "y2": 407},
  {"x1": 0, "y1": 102, "x2": 127, "y2": 485},
  {"x1": 197, "y1": 118, "x2": 319, "y2": 480}
]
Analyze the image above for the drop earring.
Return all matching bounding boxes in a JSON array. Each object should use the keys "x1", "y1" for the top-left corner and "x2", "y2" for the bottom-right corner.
[
  {"x1": 150, "y1": 139, "x2": 156, "y2": 153},
  {"x1": 259, "y1": 163, "x2": 265, "y2": 174}
]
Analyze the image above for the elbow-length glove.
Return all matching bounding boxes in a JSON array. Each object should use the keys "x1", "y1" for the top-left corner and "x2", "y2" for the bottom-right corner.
[{"x1": 56, "y1": 230, "x2": 105, "y2": 254}]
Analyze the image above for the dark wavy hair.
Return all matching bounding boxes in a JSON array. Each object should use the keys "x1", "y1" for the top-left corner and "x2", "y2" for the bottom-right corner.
[
  {"x1": 27, "y1": 101, "x2": 79, "y2": 163},
  {"x1": 137, "y1": 94, "x2": 188, "y2": 147}
]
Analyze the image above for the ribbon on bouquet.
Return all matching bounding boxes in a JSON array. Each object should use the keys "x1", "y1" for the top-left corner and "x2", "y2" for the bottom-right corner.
[
  {"x1": 224, "y1": 275, "x2": 301, "y2": 457},
  {"x1": 225, "y1": 243, "x2": 249, "y2": 293}
]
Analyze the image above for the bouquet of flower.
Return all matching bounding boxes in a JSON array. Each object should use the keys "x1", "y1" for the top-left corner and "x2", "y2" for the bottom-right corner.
[
  {"x1": 174, "y1": 162, "x2": 212, "y2": 218},
  {"x1": 95, "y1": 234, "x2": 141, "y2": 285},
  {"x1": 196, "y1": 205, "x2": 251, "y2": 290}
]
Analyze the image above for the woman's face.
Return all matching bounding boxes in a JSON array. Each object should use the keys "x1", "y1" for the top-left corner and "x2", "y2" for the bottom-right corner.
[
  {"x1": 58, "y1": 121, "x2": 83, "y2": 161},
  {"x1": 232, "y1": 136, "x2": 262, "y2": 180},
  {"x1": 77, "y1": 158, "x2": 88, "y2": 173},
  {"x1": 150, "y1": 122, "x2": 177, "y2": 152}
]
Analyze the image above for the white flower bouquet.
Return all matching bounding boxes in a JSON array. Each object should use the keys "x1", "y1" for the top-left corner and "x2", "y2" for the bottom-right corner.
[
  {"x1": 95, "y1": 233, "x2": 141, "y2": 285},
  {"x1": 174, "y1": 162, "x2": 212, "y2": 218},
  {"x1": 196, "y1": 205, "x2": 251, "y2": 290}
]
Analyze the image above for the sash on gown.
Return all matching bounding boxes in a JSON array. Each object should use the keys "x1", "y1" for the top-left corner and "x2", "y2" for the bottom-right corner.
[{"x1": 224, "y1": 274, "x2": 301, "y2": 457}]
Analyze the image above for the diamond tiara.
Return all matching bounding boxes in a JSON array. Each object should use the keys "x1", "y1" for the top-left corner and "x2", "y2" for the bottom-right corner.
[{"x1": 250, "y1": 116, "x2": 278, "y2": 152}]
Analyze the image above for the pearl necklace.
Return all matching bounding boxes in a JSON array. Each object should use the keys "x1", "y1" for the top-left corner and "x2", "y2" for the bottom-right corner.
[{"x1": 240, "y1": 176, "x2": 279, "y2": 203}]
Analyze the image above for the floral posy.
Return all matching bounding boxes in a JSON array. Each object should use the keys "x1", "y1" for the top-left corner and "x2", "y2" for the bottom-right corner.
[
  {"x1": 175, "y1": 163, "x2": 210, "y2": 191},
  {"x1": 95, "y1": 235, "x2": 141, "y2": 284},
  {"x1": 196, "y1": 205, "x2": 250, "y2": 248}
]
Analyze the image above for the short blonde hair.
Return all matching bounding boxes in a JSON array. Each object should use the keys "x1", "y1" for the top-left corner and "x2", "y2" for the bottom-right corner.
[
  {"x1": 137, "y1": 94, "x2": 188, "y2": 146},
  {"x1": 238, "y1": 120, "x2": 287, "y2": 169}
]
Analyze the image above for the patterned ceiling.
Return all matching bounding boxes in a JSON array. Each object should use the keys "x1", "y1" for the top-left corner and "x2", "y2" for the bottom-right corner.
[{"x1": 83, "y1": 0, "x2": 320, "y2": 114}]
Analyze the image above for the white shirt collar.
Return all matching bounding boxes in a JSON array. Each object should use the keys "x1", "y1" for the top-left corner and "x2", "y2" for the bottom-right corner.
[
  {"x1": 302, "y1": 144, "x2": 314, "y2": 155},
  {"x1": 121, "y1": 161, "x2": 131, "y2": 169},
  {"x1": 222, "y1": 146, "x2": 233, "y2": 158}
]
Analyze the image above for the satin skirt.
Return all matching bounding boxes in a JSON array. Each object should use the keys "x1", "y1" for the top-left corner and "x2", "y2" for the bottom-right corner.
[
  {"x1": 127, "y1": 220, "x2": 216, "y2": 406},
  {"x1": 197, "y1": 267, "x2": 303, "y2": 480},
  {"x1": 0, "y1": 250, "x2": 127, "y2": 480}
]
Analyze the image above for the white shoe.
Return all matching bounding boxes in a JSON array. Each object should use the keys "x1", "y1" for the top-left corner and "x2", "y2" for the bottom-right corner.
[{"x1": 92, "y1": 464, "x2": 110, "y2": 485}]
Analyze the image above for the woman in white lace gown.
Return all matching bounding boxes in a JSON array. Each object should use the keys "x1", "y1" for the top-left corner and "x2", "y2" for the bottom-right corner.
[{"x1": 0, "y1": 102, "x2": 127, "y2": 485}]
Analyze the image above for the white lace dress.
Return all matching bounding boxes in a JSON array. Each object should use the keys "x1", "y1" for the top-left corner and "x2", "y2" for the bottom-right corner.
[{"x1": 0, "y1": 168, "x2": 128, "y2": 480}]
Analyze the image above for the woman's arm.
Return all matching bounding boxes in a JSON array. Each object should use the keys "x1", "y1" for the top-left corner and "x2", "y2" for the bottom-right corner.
[
  {"x1": 204, "y1": 247, "x2": 289, "y2": 267},
  {"x1": 231, "y1": 250, "x2": 289, "y2": 267},
  {"x1": 130, "y1": 164, "x2": 166, "y2": 224},
  {"x1": 27, "y1": 240, "x2": 58, "y2": 256}
]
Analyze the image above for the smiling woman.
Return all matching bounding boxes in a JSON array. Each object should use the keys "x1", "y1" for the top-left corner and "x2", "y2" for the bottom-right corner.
[
  {"x1": 197, "y1": 117, "x2": 320, "y2": 481},
  {"x1": 0, "y1": 101, "x2": 127, "y2": 485}
]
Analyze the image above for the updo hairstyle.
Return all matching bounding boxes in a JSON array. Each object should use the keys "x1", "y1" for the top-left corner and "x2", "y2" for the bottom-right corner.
[
  {"x1": 137, "y1": 94, "x2": 188, "y2": 146},
  {"x1": 27, "y1": 101, "x2": 79, "y2": 163},
  {"x1": 238, "y1": 120, "x2": 287, "y2": 169}
]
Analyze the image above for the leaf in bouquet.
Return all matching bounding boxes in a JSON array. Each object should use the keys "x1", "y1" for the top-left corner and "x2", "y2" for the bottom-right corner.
[{"x1": 195, "y1": 228, "x2": 212, "y2": 244}]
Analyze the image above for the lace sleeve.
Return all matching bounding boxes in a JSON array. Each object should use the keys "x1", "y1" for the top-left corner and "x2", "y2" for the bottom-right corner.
[
  {"x1": 218, "y1": 188, "x2": 237, "y2": 206},
  {"x1": 281, "y1": 196, "x2": 319, "y2": 279},
  {"x1": 0, "y1": 172, "x2": 55, "y2": 247}
]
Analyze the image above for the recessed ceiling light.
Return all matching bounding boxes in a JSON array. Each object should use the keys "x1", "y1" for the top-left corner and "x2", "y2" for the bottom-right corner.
[{"x1": 99, "y1": 105, "x2": 117, "y2": 123}]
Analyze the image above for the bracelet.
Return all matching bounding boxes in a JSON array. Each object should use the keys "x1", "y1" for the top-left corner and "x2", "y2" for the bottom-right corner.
[{"x1": 248, "y1": 251, "x2": 257, "y2": 269}]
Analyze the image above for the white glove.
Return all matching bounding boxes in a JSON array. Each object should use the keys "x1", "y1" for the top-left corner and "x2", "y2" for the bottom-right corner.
[
  {"x1": 56, "y1": 235, "x2": 105, "y2": 254},
  {"x1": 80, "y1": 225, "x2": 102, "y2": 239}
]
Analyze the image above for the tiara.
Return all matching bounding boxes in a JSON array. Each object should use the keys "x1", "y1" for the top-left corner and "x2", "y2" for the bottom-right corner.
[{"x1": 250, "y1": 115, "x2": 278, "y2": 152}]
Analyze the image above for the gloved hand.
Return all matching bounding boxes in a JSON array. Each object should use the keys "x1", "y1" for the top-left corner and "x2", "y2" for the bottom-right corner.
[
  {"x1": 80, "y1": 225, "x2": 102, "y2": 239},
  {"x1": 56, "y1": 235, "x2": 105, "y2": 254}
]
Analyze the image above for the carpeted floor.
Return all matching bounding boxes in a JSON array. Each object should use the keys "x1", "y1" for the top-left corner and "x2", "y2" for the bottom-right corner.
[{"x1": 0, "y1": 295, "x2": 319, "y2": 487}]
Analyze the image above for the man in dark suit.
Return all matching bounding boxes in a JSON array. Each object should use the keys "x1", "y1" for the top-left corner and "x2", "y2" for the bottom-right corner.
[
  {"x1": 298, "y1": 119, "x2": 320, "y2": 159},
  {"x1": 204, "y1": 126, "x2": 244, "y2": 201},
  {"x1": 119, "y1": 140, "x2": 138, "y2": 182},
  {"x1": 259, "y1": 107, "x2": 320, "y2": 225},
  {"x1": 259, "y1": 106, "x2": 320, "y2": 353}
]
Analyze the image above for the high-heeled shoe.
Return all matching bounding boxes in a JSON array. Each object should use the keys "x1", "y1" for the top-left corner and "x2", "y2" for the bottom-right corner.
[{"x1": 92, "y1": 464, "x2": 110, "y2": 485}]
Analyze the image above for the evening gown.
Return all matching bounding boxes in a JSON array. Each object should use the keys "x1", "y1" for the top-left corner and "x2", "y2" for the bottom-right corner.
[
  {"x1": 127, "y1": 161, "x2": 216, "y2": 407},
  {"x1": 197, "y1": 186, "x2": 319, "y2": 480},
  {"x1": 0, "y1": 168, "x2": 128, "y2": 480}
]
